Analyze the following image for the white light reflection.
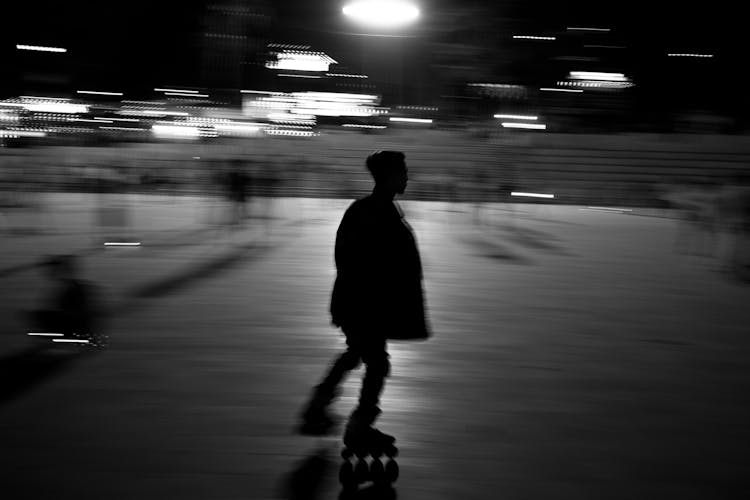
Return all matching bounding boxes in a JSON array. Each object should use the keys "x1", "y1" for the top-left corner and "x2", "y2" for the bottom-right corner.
[
  {"x1": 389, "y1": 117, "x2": 432, "y2": 123},
  {"x1": 342, "y1": 1, "x2": 419, "y2": 28},
  {"x1": 501, "y1": 122, "x2": 546, "y2": 130},
  {"x1": 511, "y1": 192, "x2": 555, "y2": 199},
  {"x1": 16, "y1": 44, "x2": 67, "y2": 53},
  {"x1": 494, "y1": 114, "x2": 538, "y2": 120}
]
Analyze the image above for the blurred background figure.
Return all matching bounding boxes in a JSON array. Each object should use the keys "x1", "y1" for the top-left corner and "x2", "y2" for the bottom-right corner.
[
  {"x1": 27, "y1": 255, "x2": 104, "y2": 346},
  {"x1": 717, "y1": 173, "x2": 750, "y2": 280}
]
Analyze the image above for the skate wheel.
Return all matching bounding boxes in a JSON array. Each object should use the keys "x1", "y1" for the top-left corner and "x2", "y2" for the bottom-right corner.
[
  {"x1": 341, "y1": 448, "x2": 353, "y2": 460},
  {"x1": 369, "y1": 457, "x2": 385, "y2": 482},
  {"x1": 339, "y1": 461, "x2": 354, "y2": 486},
  {"x1": 384, "y1": 459, "x2": 399, "y2": 483},
  {"x1": 354, "y1": 458, "x2": 369, "y2": 483},
  {"x1": 353, "y1": 447, "x2": 368, "y2": 459}
]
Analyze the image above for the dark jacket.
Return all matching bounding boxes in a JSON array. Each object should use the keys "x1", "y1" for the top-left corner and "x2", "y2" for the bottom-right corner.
[{"x1": 330, "y1": 193, "x2": 430, "y2": 340}]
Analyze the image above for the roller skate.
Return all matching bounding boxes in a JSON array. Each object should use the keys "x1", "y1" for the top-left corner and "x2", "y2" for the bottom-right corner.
[{"x1": 339, "y1": 420, "x2": 399, "y2": 489}]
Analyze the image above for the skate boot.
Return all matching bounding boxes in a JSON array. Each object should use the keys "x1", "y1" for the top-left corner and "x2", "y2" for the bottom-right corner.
[
  {"x1": 297, "y1": 385, "x2": 339, "y2": 435},
  {"x1": 339, "y1": 413, "x2": 399, "y2": 488}
]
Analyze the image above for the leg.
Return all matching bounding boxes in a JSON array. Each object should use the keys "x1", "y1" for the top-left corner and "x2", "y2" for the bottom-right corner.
[
  {"x1": 353, "y1": 342, "x2": 390, "y2": 425},
  {"x1": 299, "y1": 344, "x2": 361, "y2": 434}
]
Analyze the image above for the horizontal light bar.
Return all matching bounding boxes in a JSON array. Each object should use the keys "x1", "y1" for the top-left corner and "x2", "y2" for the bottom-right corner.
[
  {"x1": 16, "y1": 44, "x2": 67, "y2": 53},
  {"x1": 326, "y1": 73, "x2": 368, "y2": 78},
  {"x1": 342, "y1": 124, "x2": 387, "y2": 129},
  {"x1": 501, "y1": 122, "x2": 546, "y2": 130},
  {"x1": 96, "y1": 117, "x2": 139, "y2": 122},
  {"x1": 389, "y1": 117, "x2": 432, "y2": 123},
  {"x1": 494, "y1": 114, "x2": 537, "y2": 120},
  {"x1": 511, "y1": 192, "x2": 555, "y2": 199},
  {"x1": 100, "y1": 126, "x2": 144, "y2": 131},
  {"x1": 513, "y1": 35, "x2": 556, "y2": 40},
  {"x1": 52, "y1": 338, "x2": 90, "y2": 344},
  {"x1": 165, "y1": 92, "x2": 209, "y2": 97},
  {"x1": 76, "y1": 118, "x2": 112, "y2": 123},
  {"x1": 585, "y1": 206, "x2": 633, "y2": 212},
  {"x1": 28, "y1": 332, "x2": 64, "y2": 337},
  {"x1": 0, "y1": 129, "x2": 47, "y2": 137},
  {"x1": 569, "y1": 71, "x2": 627, "y2": 81},
  {"x1": 540, "y1": 87, "x2": 583, "y2": 93},
  {"x1": 77, "y1": 90, "x2": 123, "y2": 96},
  {"x1": 278, "y1": 74, "x2": 323, "y2": 78},
  {"x1": 104, "y1": 242, "x2": 142, "y2": 247},
  {"x1": 20, "y1": 96, "x2": 70, "y2": 101},
  {"x1": 567, "y1": 27, "x2": 610, "y2": 32},
  {"x1": 667, "y1": 53, "x2": 713, "y2": 58},
  {"x1": 155, "y1": 88, "x2": 199, "y2": 93}
]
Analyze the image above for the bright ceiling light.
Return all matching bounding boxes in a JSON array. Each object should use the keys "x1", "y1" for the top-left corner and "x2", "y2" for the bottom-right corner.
[{"x1": 342, "y1": 1, "x2": 419, "y2": 28}]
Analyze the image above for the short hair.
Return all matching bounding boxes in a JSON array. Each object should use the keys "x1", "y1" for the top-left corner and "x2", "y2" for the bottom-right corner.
[{"x1": 365, "y1": 151, "x2": 405, "y2": 181}]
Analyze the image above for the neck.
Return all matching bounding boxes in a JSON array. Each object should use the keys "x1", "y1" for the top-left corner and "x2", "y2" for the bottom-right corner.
[{"x1": 372, "y1": 185, "x2": 395, "y2": 200}]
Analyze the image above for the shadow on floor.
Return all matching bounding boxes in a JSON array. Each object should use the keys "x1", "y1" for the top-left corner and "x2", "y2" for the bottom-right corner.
[
  {"x1": 0, "y1": 345, "x2": 87, "y2": 406},
  {"x1": 462, "y1": 236, "x2": 531, "y2": 264},
  {"x1": 502, "y1": 225, "x2": 572, "y2": 255},
  {"x1": 127, "y1": 242, "x2": 275, "y2": 301},
  {"x1": 279, "y1": 446, "x2": 338, "y2": 500}
]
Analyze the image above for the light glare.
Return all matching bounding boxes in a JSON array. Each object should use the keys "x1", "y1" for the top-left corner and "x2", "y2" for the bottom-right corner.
[{"x1": 343, "y1": 1, "x2": 419, "y2": 28}]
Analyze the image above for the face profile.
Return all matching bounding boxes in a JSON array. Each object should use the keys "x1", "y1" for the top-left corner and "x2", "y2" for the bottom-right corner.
[{"x1": 366, "y1": 151, "x2": 408, "y2": 197}]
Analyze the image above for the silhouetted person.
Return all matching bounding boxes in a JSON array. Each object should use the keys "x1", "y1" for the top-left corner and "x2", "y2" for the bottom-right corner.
[
  {"x1": 226, "y1": 159, "x2": 251, "y2": 226},
  {"x1": 29, "y1": 255, "x2": 101, "y2": 344},
  {"x1": 299, "y1": 151, "x2": 430, "y2": 448}
]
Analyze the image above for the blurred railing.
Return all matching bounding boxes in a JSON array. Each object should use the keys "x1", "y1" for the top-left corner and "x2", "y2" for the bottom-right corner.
[{"x1": 1, "y1": 130, "x2": 749, "y2": 207}]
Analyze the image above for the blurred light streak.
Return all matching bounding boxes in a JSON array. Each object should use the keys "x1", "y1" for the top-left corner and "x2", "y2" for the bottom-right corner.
[
  {"x1": 569, "y1": 71, "x2": 627, "y2": 81},
  {"x1": 76, "y1": 118, "x2": 112, "y2": 123},
  {"x1": 213, "y1": 122, "x2": 263, "y2": 136},
  {"x1": 16, "y1": 44, "x2": 67, "y2": 53},
  {"x1": 25, "y1": 102, "x2": 88, "y2": 113},
  {"x1": 52, "y1": 339, "x2": 90, "y2": 344},
  {"x1": 278, "y1": 74, "x2": 323, "y2": 78},
  {"x1": 501, "y1": 122, "x2": 546, "y2": 129},
  {"x1": 155, "y1": 88, "x2": 200, "y2": 93},
  {"x1": 20, "y1": 96, "x2": 70, "y2": 100},
  {"x1": 27, "y1": 333, "x2": 64, "y2": 337},
  {"x1": 342, "y1": 1, "x2": 419, "y2": 28},
  {"x1": 104, "y1": 242, "x2": 142, "y2": 247},
  {"x1": 267, "y1": 50, "x2": 337, "y2": 72},
  {"x1": 511, "y1": 192, "x2": 555, "y2": 199},
  {"x1": 583, "y1": 206, "x2": 633, "y2": 212},
  {"x1": 342, "y1": 123, "x2": 386, "y2": 128},
  {"x1": 327, "y1": 73, "x2": 368, "y2": 78},
  {"x1": 513, "y1": 35, "x2": 556, "y2": 40},
  {"x1": 667, "y1": 53, "x2": 713, "y2": 58},
  {"x1": 152, "y1": 124, "x2": 200, "y2": 139},
  {"x1": 266, "y1": 129, "x2": 318, "y2": 137},
  {"x1": 76, "y1": 90, "x2": 123, "y2": 96},
  {"x1": 97, "y1": 117, "x2": 139, "y2": 122},
  {"x1": 389, "y1": 117, "x2": 432, "y2": 123},
  {"x1": 165, "y1": 92, "x2": 209, "y2": 97},
  {"x1": 0, "y1": 129, "x2": 47, "y2": 137},
  {"x1": 567, "y1": 27, "x2": 610, "y2": 32},
  {"x1": 494, "y1": 114, "x2": 537, "y2": 120},
  {"x1": 540, "y1": 87, "x2": 582, "y2": 93},
  {"x1": 100, "y1": 126, "x2": 144, "y2": 131}
]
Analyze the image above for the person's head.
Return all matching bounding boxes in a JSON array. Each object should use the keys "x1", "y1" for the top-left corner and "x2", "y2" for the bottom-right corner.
[{"x1": 366, "y1": 151, "x2": 408, "y2": 195}]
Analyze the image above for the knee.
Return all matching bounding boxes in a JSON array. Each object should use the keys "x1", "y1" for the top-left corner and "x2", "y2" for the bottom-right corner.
[
  {"x1": 340, "y1": 350, "x2": 362, "y2": 370},
  {"x1": 365, "y1": 355, "x2": 391, "y2": 378}
]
